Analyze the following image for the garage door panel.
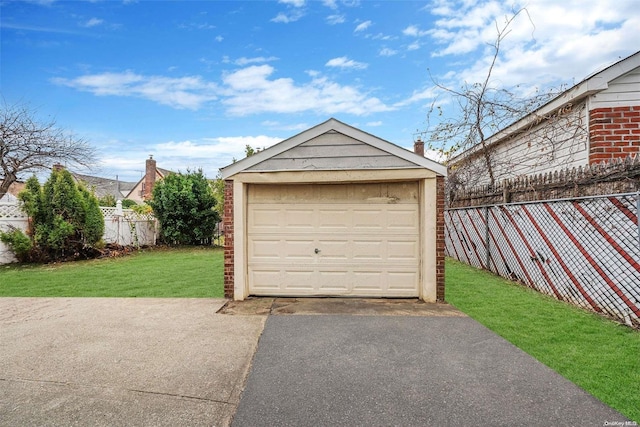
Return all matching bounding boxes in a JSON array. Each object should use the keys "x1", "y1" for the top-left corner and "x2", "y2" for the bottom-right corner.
[
  {"x1": 317, "y1": 240, "x2": 349, "y2": 260},
  {"x1": 318, "y1": 209, "x2": 350, "y2": 230},
  {"x1": 353, "y1": 240, "x2": 383, "y2": 260},
  {"x1": 352, "y1": 271, "x2": 384, "y2": 290},
  {"x1": 249, "y1": 269, "x2": 282, "y2": 290},
  {"x1": 318, "y1": 271, "x2": 349, "y2": 291},
  {"x1": 388, "y1": 272, "x2": 420, "y2": 290},
  {"x1": 353, "y1": 209, "x2": 385, "y2": 230},
  {"x1": 249, "y1": 239, "x2": 282, "y2": 260},
  {"x1": 281, "y1": 270, "x2": 316, "y2": 290},
  {"x1": 250, "y1": 208, "x2": 282, "y2": 229},
  {"x1": 285, "y1": 209, "x2": 316, "y2": 229},
  {"x1": 387, "y1": 240, "x2": 419, "y2": 261},
  {"x1": 281, "y1": 239, "x2": 315, "y2": 260},
  {"x1": 388, "y1": 209, "x2": 420, "y2": 230}
]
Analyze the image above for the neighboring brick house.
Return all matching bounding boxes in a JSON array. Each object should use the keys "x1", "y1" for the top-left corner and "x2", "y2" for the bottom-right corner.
[
  {"x1": 449, "y1": 50, "x2": 640, "y2": 188},
  {"x1": 125, "y1": 156, "x2": 175, "y2": 203},
  {"x1": 0, "y1": 181, "x2": 26, "y2": 202}
]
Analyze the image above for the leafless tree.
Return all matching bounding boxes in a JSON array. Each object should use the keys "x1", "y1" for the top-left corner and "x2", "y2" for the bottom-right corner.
[
  {"x1": 421, "y1": 9, "x2": 580, "y2": 198},
  {"x1": 0, "y1": 101, "x2": 97, "y2": 198}
]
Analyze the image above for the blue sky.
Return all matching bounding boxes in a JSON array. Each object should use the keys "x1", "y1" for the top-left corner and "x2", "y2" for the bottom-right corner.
[{"x1": 1, "y1": 0, "x2": 639, "y2": 182}]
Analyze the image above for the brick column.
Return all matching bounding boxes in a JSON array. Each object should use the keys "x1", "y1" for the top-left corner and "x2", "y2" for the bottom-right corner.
[
  {"x1": 223, "y1": 180, "x2": 234, "y2": 299},
  {"x1": 436, "y1": 175, "x2": 445, "y2": 302},
  {"x1": 589, "y1": 106, "x2": 640, "y2": 163}
]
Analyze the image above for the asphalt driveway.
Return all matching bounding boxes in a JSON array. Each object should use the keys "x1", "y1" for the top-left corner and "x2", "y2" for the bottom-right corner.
[{"x1": 232, "y1": 313, "x2": 629, "y2": 427}]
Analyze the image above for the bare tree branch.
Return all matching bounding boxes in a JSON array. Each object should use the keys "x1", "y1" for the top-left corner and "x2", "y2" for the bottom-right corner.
[
  {"x1": 421, "y1": 8, "x2": 578, "y2": 202},
  {"x1": 0, "y1": 101, "x2": 97, "y2": 198}
]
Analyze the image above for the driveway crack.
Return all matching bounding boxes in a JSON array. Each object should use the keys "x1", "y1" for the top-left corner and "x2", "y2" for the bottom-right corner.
[{"x1": 0, "y1": 377, "x2": 233, "y2": 405}]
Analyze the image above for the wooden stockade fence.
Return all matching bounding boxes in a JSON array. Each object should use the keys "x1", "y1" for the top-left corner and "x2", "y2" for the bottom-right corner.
[{"x1": 449, "y1": 155, "x2": 640, "y2": 208}]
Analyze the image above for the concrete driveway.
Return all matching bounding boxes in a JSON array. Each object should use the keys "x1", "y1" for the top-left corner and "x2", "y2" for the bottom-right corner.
[{"x1": 0, "y1": 298, "x2": 265, "y2": 427}]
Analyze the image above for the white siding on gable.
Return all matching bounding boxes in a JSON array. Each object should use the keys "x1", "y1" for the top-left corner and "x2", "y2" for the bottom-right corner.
[
  {"x1": 456, "y1": 101, "x2": 590, "y2": 186},
  {"x1": 246, "y1": 130, "x2": 419, "y2": 172},
  {"x1": 591, "y1": 66, "x2": 640, "y2": 108}
]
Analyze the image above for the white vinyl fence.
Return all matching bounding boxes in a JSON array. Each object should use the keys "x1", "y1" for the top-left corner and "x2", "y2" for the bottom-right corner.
[
  {"x1": 0, "y1": 201, "x2": 156, "y2": 264},
  {"x1": 0, "y1": 202, "x2": 30, "y2": 265}
]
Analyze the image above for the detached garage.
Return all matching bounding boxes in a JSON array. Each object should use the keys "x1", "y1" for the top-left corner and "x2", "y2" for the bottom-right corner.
[{"x1": 220, "y1": 118, "x2": 447, "y2": 302}]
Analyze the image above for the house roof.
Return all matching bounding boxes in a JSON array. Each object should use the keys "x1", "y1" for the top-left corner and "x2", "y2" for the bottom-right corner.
[
  {"x1": 157, "y1": 167, "x2": 173, "y2": 177},
  {"x1": 72, "y1": 173, "x2": 137, "y2": 200},
  {"x1": 451, "y1": 49, "x2": 640, "y2": 162},
  {"x1": 220, "y1": 118, "x2": 447, "y2": 179}
]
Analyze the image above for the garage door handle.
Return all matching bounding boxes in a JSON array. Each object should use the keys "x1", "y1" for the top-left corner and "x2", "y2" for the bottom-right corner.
[{"x1": 315, "y1": 248, "x2": 321, "y2": 254}]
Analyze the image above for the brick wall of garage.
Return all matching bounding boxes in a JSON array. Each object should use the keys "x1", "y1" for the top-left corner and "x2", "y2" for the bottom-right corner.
[{"x1": 224, "y1": 180, "x2": 234, "y2": 298}]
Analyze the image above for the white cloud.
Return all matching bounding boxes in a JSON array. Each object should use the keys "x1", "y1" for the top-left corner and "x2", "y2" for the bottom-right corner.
[
  {"x1": 221, "y1": 65, "x2": 392, "y2": 116},
  {"x1": 234, "y1": 56, "x2": 279, "y2": 66},
  {"x1": 379, "y1": 47, "x2": 397, "y2": 57},
  {"x1": 271, "y1": 10, "x2": 305, "y2": 23},
  {"x1": 326, "y1": 14, "x2": 345, "y2": 25},
  {"x1": 394, "y1": 86, "x2": 439, "y2": 108},
  {"x1": 156, "y1": 136, "x2": 282, "y2": 158},
  {"x1": 325, "y1": 56, "x2": 368, "y2": 70},
  {"x1": 366, "y1": 121, "x2": 382, "y2": 126},
  {"x1": 426, "y1": 0, "x2": 640, "y2": 87},
  {"x1": 354, "y1": 20, "x2": 371, "y2": 32},
  {"x1": 52, "y1": 71, "x2": 218, "y2": 110},
  {"x1": 402, "y1": 25, "x2": 428, "y2": 37},
  {"x1": 279, "y1": 0, "x2": 305, "y2": 6},
  {"x1": 95, "y1": 134, "x2": 285, "y2": 181},
  {"x1": 368, "y1": 33, "x2": 395, "y2": 41},
  {"x1": 215, "y1": 35, "x2": 223, "y2": 42},
  {"x1": 53, "y1": 64, "x2": 391, "y2": 116},
  {"x1": 272, "y1": 0, "x2": 306, "y2": 23},
  {"x1": 322, "y1": 0, "x2": 338, "y2": 9},
  {"x1": 261, "y1": 121, "x2": 309, "y2": 131},
  {"x1": 82, "y1": 18, "x2": 104, "y2": 28}
]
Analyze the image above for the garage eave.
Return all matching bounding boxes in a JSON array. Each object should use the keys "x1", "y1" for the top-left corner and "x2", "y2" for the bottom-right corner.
[{"x1": 231, "y1": 168, "x2": 437, "y2": 184}]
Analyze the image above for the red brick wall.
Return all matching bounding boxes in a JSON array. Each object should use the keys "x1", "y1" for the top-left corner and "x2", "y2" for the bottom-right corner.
[
  {"x1": 436, "y1": 175, "x2": 445, "y2": 302},
  {"x1": 589, "y1": 106, "x2": 640, "y2": 163},
  {"x1": 223, "y1": 180, "x2": 234, "y2": 299}
]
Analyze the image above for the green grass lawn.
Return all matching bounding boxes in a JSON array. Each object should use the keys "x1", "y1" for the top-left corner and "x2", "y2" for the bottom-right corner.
[
  {"x1": 0, "y1": 247, "x2": 224, "y2": 297},
  {"x1": 446, "y1": 258, "x2": 640, "y2": 422}
]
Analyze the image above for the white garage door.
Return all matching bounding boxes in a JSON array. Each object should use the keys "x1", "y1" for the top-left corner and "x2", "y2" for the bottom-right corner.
[{"x1": 247, "y1": 182, "x2": 420, "y2": 297}]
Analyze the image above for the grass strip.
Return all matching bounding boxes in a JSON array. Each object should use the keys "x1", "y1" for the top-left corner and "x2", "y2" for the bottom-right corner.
[
  {"x1": 0, "y1": 247, "x2": 224, "y2": 298},
  {"x1": 445, "y1": 258, "x2": 640, "y2": 422}
]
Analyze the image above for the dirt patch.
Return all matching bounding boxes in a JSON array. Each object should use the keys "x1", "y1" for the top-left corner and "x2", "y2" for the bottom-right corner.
[{"x1": 219, "y1": 297, "x2": 467, "y2": 317}]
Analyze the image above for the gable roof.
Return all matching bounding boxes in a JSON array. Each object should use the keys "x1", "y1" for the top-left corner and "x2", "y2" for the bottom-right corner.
[
  {"x1": 449, "y1": 50, "x2": 640, "y2": 164},
  {"x1": 124, "y1": 165, "x2": 177, "y2": 201},
  {"x1": 220, "y1": 118, "x2": 447, "y2": 178},
  {"x1": 72, "y1": 172, "x2": 137, "y2": 200},
  {"x1": 488, "y1": 50, "x2": 640, "y2": 146}
]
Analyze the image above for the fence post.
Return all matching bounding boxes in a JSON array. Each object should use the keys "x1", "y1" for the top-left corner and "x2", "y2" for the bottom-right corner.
[
  {"x1": 637, "y1": 191, "x2": 640, "y2": 250},
  {"x1": 485, "y1": 206, "x2": 491, "y2": 271}
]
